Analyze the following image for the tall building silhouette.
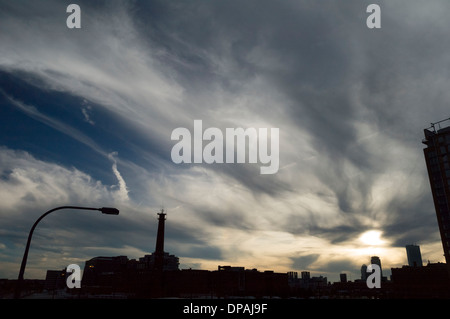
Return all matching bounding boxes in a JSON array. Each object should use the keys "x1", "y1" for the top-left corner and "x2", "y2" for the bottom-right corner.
[
  {"x1": 370, "y1": 256, "x2": 382, "y2": 275},
  {"x1": 360, "y1": 264, "x2": 367, "y2": 281},
  {"x1": 406, "y1": 244, "x2": 423, "y2": 267},
  {"x1": 154, "y1": 210, "x2": 166, "y2": 271},
  {"x1": 422, "y1": 118, "x2": 450, "y2": 264}
]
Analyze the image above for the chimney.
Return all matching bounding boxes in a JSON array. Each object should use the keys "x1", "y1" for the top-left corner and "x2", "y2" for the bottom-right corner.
[{"x1": 154, "y1": 209, "x2": 166, "y2": 270}]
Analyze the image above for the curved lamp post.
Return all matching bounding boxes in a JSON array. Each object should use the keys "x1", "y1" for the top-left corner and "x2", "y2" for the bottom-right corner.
[{"x1": 14, "y1": 206, "x2": 119, "y2": 299}]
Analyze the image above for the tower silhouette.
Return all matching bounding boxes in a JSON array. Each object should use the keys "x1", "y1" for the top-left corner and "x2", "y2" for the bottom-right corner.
[{"x1": 154, "y1": 209, "x2": 166, "y2": 271}]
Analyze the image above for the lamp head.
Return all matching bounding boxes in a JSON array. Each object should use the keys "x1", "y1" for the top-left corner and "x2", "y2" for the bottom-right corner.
[{"x1": 100, "y1": 207, "x2": 119, "y2": 215}]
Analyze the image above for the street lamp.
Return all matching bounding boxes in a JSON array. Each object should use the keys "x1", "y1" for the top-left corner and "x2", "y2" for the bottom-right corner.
[{"x1": 14, "y1": 206, "x2": 119, "y2": 299}]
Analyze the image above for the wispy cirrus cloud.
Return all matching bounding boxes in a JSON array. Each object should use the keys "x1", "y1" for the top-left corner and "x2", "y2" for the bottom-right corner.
[
  {"x1": 2, "y1": 93, "x2": 108, "y2": 158},
  {"x1": 81, "y1": 100, "x2": 95, "y2": 125}
]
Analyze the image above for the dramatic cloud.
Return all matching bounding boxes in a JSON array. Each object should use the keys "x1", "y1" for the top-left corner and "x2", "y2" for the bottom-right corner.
[{"x1": 0, "y1": 0, "x2": 449, "y2": 282}]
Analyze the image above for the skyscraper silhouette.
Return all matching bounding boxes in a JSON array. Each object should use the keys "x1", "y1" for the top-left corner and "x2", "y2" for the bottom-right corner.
[
  {"x1": 360, "y1": 264, "x2": 367, "y2": 281},
  {"x1": 423, "y1": 118, "x2": 450, "y2": 264},
  {"x1": 406, "y1": 244, "x2": 423, "y2": 267}
]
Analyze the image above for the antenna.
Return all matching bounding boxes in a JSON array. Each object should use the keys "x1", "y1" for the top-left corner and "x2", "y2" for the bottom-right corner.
[{"x1": 429, "y1": 117, "x2": 450, "y2": 132}]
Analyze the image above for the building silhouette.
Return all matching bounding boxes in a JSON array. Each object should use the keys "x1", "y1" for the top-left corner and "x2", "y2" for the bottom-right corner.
[
  {"x1": 405, "y1": 244, "x2": 423, "y2": 267},
  {"x1": 44, "y1": 269, "x2": 66, "y2": 291},
  {"x1": 360, "y1": 264, "x2": 367, "y2": 281},
  {"x1": 81, "y1": 210, "x2": 180, "y2": 296},
  {"x1": 422, "y1": 118, "x2": 450, "y2": 264},
  {"x1": 79, "y1": 211, "x2": 289, "y2": 298},
  {"x1": 390, "y1": 262, "x2": 450, "y2": 298},
  {"x1": 389, "y1": 241, "x2": 450, "y2": 298}
]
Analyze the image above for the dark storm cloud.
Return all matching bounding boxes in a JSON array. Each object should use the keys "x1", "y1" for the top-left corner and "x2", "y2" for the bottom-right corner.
[
  {"x1": 309, "y1": 225, "x2": 369, "y2": 246},
  {"x1": 320, "y1": 259, "x2": 361, "y2": 276},
  {"x1": 291, "y1": 254, "x2": 320, "y2": 270},
  {"x1": 382, "y1": 192, "x2": 442, "y2": 247},
  {"x1": 179, "y1": 245, "x2": 223, "y2": 261}
]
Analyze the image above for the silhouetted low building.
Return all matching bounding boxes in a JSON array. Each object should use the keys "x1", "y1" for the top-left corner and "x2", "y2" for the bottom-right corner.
[
  {"x1": 214, "y1": 266, "x2": 288, "y2": 298},
  {"x1": 82, "y1": 256, "x2": 130, "y2": 294},
  {"x1": 44, "y1": 269, "x2": 66, "y2": 291},
  {"x1": 139, "y1": 252, "x2": 179, "y2": 271},
  {"x1": 81, "y1": 261, "x2": 289, "y2": 298},
  {"x1": 391, "y1": 262, "x2": 450, "y2": 298},
  {"x1": 287, "y1": 271, "x2": 330, "y2": 298}
]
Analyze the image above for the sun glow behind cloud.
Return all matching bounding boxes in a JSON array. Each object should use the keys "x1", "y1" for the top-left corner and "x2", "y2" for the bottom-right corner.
[{"x1": 359, "y1": 230, "x2": 386, "y2": 246}]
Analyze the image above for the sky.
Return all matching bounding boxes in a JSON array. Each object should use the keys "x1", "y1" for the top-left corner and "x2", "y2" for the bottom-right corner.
[{"x1": 0, "y1": 0, "x2": 449, "y2": 283}]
